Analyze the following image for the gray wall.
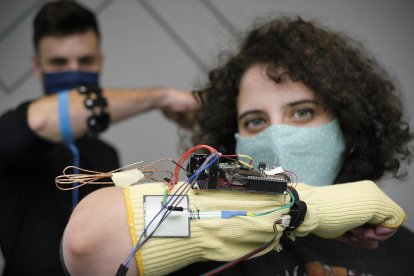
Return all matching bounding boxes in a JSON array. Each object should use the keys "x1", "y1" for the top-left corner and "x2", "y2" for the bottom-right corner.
[{"x1": 0, "y1": 1, "x2": 413, "y2": 268}]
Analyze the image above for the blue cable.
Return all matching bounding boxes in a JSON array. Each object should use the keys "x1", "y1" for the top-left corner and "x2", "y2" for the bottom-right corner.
[
  {"x1": 58, "y1": 90, "x2": 80, "y2": 209},
  {"x1": 221, "y1": 210, "x2": 247, "y2": 218}
]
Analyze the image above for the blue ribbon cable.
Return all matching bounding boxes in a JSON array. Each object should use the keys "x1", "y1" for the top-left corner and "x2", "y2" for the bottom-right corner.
[{"x1": 58, "y1": 91, "x2": 80, "y2": 209}]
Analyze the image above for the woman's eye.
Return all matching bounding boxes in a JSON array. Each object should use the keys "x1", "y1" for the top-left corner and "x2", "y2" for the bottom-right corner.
[
  {"x1": 244, "y1": 118, "x2": 267, "y2": 131},
  {"x1": 292, "y1": 108, "x2": 314, "y2": 121}
]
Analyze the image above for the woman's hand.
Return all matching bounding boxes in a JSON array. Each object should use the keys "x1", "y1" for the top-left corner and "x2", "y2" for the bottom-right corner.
[{"x1": 335, "y1": 225, "x2": 397, "y2": 249}]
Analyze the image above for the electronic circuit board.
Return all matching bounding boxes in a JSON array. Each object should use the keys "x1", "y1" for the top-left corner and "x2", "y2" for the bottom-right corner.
[{"x1": 186, "y1": 153, "x2": 289, "y2": 194}]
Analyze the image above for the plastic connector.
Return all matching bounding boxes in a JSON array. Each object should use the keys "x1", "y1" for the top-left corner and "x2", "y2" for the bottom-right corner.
[{"x1": 280, "y1": 214, "x2": 291, "y2": 228}]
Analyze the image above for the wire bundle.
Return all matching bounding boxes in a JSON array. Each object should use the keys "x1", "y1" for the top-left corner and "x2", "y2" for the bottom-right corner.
[
  {"x1": 55, "y1": 159, "x2": 177, "y2": 190},
  {"x1": 116, "y1": 145, "x2": 296, "y2": 276},
  {"x1": 117, "y1": 146, "x2": 220, "y2": 275},
  {"x1": 55, "y1": 144, "x2": 297, "y2": 276}
]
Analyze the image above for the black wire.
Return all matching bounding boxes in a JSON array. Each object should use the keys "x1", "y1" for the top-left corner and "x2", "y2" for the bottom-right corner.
[{"x1": 171, "y1": 159, "x2": 187, "y2": 172}]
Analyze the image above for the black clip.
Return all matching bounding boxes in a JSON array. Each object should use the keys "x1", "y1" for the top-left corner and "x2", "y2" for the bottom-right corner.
[{"x1": 286, "y1": 186, "x2": 307, "y2": 231}]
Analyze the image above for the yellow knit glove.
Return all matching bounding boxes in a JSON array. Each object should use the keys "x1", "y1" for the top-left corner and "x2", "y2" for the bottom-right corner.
[
  {"x1": 124, "y1": 182, "x2": 291, "y2": 275},
  {"x1": 124, "y1": 180, "x2": 406, "y2": 275},
  {"x1": 294, "y1": 180, "x2": 406, "y2": 239}
]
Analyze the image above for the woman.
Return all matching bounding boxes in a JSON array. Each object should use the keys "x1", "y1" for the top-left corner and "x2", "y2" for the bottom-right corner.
[
  {"x1": 62, "y1": 16, "x2": 413, "y2": 275},
  {"x1": 177, "y1": 15, "x2": 414, "y2": 275}
]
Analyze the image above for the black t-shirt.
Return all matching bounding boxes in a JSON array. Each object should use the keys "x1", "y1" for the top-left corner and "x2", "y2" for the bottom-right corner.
[{"x1": 0, "y1": 102, "x2": 120, "y2": 275}]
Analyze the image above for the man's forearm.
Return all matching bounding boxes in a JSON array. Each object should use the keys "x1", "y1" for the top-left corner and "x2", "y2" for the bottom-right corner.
[{"x1": 28, "y1": 87, "x2": 192, "y2": 142}]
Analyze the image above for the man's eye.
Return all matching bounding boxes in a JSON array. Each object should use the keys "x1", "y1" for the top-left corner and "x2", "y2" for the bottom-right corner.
[
  {"x1": 49, "y1": 58, "x2": 68, "y2": 66},
  {"x1": 79, "y1": 57, "x2": 95, "y2": 65}
]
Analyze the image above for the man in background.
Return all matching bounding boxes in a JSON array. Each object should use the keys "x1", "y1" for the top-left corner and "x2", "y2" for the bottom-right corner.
[{"x1": 0, "y1": 1, "x2": 197, "y2": 275}]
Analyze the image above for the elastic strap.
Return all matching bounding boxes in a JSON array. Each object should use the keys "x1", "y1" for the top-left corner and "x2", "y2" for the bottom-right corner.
[
  {"x1": 58, "y1": 91, "x2": 80, "y2": 208},
  {"x1": 58, "y1": 91, "x2": 73, "y2": 143}
]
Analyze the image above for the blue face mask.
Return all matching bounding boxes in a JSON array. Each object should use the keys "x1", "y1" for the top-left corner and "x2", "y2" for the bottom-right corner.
[
  {"x1": 235, "y1": 119, "x2": 346, "y2": 186},
  {"x1": 43, "y1": 71, "x2": 100, "y2": 95}
]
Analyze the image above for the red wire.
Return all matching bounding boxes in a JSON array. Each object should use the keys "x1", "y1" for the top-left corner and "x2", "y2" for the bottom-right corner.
[
  {"x1": 221, "y1": 154, "x2": 237, "y2": 157},
  {"x1": 168, "y1": 145, "x2": 217, "y2": 190}
]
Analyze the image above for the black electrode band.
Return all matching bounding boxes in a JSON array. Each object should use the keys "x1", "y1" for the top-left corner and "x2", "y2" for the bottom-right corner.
[
  {"x1": 286, "y1": 186, "x2": 307, "y2": 231},
  {"x1": 78, "y1": 85, "x2": 110, "y2": 137}
]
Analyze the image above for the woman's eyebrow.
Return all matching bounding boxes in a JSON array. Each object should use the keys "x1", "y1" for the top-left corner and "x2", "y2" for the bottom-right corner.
[
  {"x1": 238, "y1": 110, "x2": 263, "y2": 121},
  {"x1": 288, "y1": 99, "x2": 320, "y2": 107}
]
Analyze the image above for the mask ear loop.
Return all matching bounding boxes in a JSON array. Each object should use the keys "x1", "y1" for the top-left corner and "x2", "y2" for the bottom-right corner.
[{"x1": 58, "y1": 90, "x2": 80, "y2": 209}]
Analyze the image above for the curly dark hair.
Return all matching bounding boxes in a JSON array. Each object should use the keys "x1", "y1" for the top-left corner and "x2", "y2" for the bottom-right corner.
[{"x1": 191, "y1": 16, "x2": 412, "y2": 183}]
